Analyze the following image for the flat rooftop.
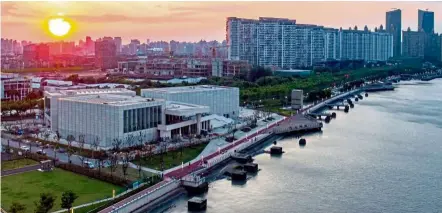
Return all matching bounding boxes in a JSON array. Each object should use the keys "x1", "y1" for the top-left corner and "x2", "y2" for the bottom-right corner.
[
  {"x1": 142, "y1": 85, "x2": 237, "y2": 94},
  {"x1": 58, "y1": 94, "x2": 163, "y2": 106},
  {"x1": 165, "y1": 101, "x2": 209, "y2": 116},
  {"x1": 45, "y1": 88, "x2": 135, "y2": 97}
]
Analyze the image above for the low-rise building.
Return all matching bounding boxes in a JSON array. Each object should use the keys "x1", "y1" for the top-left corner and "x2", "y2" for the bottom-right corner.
[
  {"x1": 141, "y1": 85, "x2": 240, "y2": 119},
  {"x1": 291, "y1": 89, "x2": 303, "y2": 110},
  {"x1": 44, "y1": 87, "x2": 230, "y2": 149},
  {"x1": 56, "y1": 94, "x2": 164, "y2": 148},
  {"x1": 1, "y1": 74, "x2": 32, "y2": 101},
  {"x1": 44, "y1": 88, "x2": 136, "y2": 133}
]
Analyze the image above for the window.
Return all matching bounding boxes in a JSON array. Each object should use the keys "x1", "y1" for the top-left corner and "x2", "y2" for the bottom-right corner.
[{"x1": 123, "y1": 105, "x2": 162, "y2": 133}]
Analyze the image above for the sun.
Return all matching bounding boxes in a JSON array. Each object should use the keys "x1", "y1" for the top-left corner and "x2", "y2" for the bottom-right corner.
[{"x1": 48, "y1": 18, "x2": 71, "y2": 37}]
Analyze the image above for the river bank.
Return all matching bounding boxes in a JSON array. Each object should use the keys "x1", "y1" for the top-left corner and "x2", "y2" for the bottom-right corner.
[{"x1": 151, "y1": 78, "x2": 442, "y2": 213}]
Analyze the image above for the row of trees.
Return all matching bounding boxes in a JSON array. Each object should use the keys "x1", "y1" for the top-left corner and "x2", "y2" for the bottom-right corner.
[{"x1": 10, "y1": 191, "x2": 77, "y2": 213}]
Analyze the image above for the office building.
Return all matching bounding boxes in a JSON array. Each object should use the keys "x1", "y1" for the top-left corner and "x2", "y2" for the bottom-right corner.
[
  {"x1": 424, "y1": 33, "x2": 441, "y2": 61},
  {"x1": 114, "y1": 37, "x2": 122, "y2": 54},
  {"x1": 402, "y1": 28, "x2": 425, "y2": 58},
  {"x1": 386, "y1": 9, "x2": 402, "y2": 57},
  {"x1": 211, "y1": 59, "x2": 251, "y2": 77},
  {"x1": 418, "y1": 9, "x2": 434, "y2": 33},
  {"x1": 141, "y1": 85, "x2": 240, "y2": 118},
  {"x1": 23, "y1": 43, "x2": 50, "y2": 68},
  {"x1": 95, "y1": 39, "x2": 117, "y2": 69},
  {"x1": 1, "y1": 74, "x2": 32, "y2": 101}
]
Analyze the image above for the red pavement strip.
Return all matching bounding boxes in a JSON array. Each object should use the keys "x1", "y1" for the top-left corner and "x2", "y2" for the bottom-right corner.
[{"x1": 99, "y1": 117, "x2": 292, "y2": 212}]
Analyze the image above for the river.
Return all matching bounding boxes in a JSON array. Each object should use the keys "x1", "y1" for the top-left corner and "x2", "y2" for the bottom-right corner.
[{"x1": 153, "y1": 79, "x2": 442, "y2": 213}]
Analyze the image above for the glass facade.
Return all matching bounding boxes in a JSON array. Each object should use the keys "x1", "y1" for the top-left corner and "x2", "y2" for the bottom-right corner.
[{"x1": 123, "y1": 106, "x2": 162, "y2": 133}]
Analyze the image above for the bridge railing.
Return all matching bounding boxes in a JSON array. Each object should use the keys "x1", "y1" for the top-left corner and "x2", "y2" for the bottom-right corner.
[{"x1": 106, "y1": 180, "x2": 180, "y2": 213}]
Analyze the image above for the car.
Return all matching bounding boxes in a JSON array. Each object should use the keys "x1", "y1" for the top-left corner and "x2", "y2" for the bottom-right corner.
[
  {"x1": 57, "y1": 148, "x2": 66, "y2": 153},
  {"x1": 20, "y1": 146, "x2": 30, "y2": 151},
  {"x1": 36, "y1": 149, "x2": 46, "y2": 155},
  {"x1": 83, "y1": 161, "x2": 95, "y2": 169}
]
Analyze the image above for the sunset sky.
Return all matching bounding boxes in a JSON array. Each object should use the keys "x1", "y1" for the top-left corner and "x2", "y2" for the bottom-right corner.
[{"x1": 1, "y1": 1, "x2": 441, "y2": 43}]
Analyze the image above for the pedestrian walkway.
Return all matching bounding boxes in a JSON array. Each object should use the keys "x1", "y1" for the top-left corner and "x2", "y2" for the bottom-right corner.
[
  {"x1": 128, "y1": 162, "x2": 162, "y2": 175},
  {"x1": 1, "y1": 164, "x2": 40, "y2": 177}
]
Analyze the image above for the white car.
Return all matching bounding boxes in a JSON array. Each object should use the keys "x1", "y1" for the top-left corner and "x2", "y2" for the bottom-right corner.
[
  {"x1": 36, "y1": 149, "x2": 46, "y2": 155},
  {"x1": 83, "y1": 161, "x2": 95, "y2": 169},
  {"x1": 20, "y1": 146, "x2": 30, "y2": 151}
]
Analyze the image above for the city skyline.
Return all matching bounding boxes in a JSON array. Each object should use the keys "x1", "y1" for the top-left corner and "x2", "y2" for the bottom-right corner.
[{"x1": 1, "y1": 1, "x2": 441, "y2": 43}]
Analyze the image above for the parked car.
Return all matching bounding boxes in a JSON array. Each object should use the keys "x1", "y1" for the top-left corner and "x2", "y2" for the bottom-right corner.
[
  {"x1": 58, "y1": 148, "x2": 66, "y2": 153},
  {"x1": 36, "y1": 149, "x2": 46, "y2": 155},
  {"x1": 20, "y1": 146, "x2": 30, "y2": 151},
  {"x1": 83, "y1": 161, "x2": 95, "y2": 169}
]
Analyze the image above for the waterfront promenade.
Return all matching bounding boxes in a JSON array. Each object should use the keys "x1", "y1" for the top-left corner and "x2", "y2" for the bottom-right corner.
[
  {"x1": 99, "y1": 117, "x2": 287, "y2": 213},
  {"x1": 98, "y1": 88, "x2": 363, "y2": 213}
]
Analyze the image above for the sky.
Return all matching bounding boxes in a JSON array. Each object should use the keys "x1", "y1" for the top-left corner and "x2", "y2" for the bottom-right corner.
[{"x1": 1, "y1": 1, "x2": 441, "y2": 43}]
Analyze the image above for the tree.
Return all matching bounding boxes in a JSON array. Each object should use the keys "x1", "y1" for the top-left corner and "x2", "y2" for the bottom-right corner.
[
  {"x1": 125, "y1": 135, "x2": 136, "y2": 149},
  {"x1": 120, "y1": 151, "x2": 129, "y2": 179},
  {"x1": 61, "y1": 190, "x2": 78, "y2": 212},
  {"x1": 66, "y1": 134, "x2": 75, "y2": 164},
  {"x1": 108, "y1": 153, "x2": 118, "y2": 175},
  {"x1": 34, "y1": 193, "x2": 55, "y2": 213},
  {"x1": 159, "y1": 142, "x2": 168, "y2": 170},
  {"x1": 136, "y1": 132, "x2": 146, "y2": 177},
  {"x1": 91, "y1": 136, "x2": 100, "y2": 168},
  {"x1": 112, "y1": 138, "x2": 123, "y2": 152},
  {"x1": 9, "y1": 202, "x2": 26, "y2": 213},
  {"x1": 77, "y1": 135, "x2": 86, "y2": 166},
  {"x1": 248, "y1": 66, "x2": 272, "y2": 82}
]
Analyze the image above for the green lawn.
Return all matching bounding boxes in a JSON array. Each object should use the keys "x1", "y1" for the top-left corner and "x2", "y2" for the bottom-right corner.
[
  {"x1": 101, "y1": 165, "x2": 155, "y2": 182},
  {"x1": 1, "y1": 159, "x2": 38, "y2": 171},
  {"x1": 1, "y1": 168, "x2": 122, "y2": 213},
  {"x1": 133, "y1": 143, "x2": 207, "y2": 171}
]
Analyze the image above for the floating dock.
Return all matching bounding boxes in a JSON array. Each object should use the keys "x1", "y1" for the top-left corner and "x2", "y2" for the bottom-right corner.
[{"x1": 271, "y1": 114, "x2": 322, "y2": 135}]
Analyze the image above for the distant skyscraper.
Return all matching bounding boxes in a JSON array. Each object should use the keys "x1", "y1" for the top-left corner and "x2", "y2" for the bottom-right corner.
[
  {"x1": 418, "y1": 9, "x2": 434, "y2": 33},
  {"x1": 95, "y1": 39, "x2": 117, "y2": 69},
  {"x1": 386, "y1": 9, "x2": 401, "y2": 57},
  {"x1": 114, "y1": 37, "x2": 122, "y2": 54},
  {"x1": 402, "y1": 28, "x2": 425, "y2": 58}
]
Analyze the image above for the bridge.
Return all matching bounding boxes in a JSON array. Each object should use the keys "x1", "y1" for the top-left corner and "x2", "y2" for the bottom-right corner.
[
  {"x1": 307, "y1": 112, "x2": 335, "y2": 119},
  {"x1": 325, "y1": 102, "x2": 348, "y2": 110}
]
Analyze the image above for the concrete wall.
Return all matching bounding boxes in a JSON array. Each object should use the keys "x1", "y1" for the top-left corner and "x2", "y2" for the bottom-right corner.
[
  {"x1": 142, "y1": 88, "x2": 239, "y2": 118},
  {"x1": 57, "y1": 99, "x2": 165, "y2": 149}
]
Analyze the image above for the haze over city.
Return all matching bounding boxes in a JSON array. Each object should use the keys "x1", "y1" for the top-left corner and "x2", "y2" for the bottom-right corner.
[
  {"x1": 1, "y1": 1, "x2": 442, "y2": 213},
  {"x1": 1, "y1": 1, "x2": 441, "y2": 42}
]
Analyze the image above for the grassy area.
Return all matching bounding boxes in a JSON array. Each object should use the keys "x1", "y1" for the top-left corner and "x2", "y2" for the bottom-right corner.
[
  {"x1": 1, "y1": 159, "x2": 38, "y2": 171},
  {"x1": 101, "y1": 165, "x2": 155, "y2": 182},
  {"x1": 133, "y1": 143, "x2": 207, "y2": 171},
  {"x1": 1, "y1": 168, "x2": 122, "y2": 213}
]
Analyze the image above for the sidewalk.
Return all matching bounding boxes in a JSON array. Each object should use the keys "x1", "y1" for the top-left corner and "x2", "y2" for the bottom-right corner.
[
  {"x1": 1, "y1": 164, "x2": 41, "y2": 177},
  {"x1": 128, "y1": 162, "x2": 162, "y2": 175}
]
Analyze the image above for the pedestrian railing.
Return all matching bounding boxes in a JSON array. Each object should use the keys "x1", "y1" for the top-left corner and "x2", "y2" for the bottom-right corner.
[{"x1": 106, "y1": 180, "x2": 180, "y2": 213}]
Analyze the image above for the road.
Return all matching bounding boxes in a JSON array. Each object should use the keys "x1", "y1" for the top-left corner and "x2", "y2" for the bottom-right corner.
[{"x1": 1, "y1": 135, "x2": 105, "y2": 167}]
